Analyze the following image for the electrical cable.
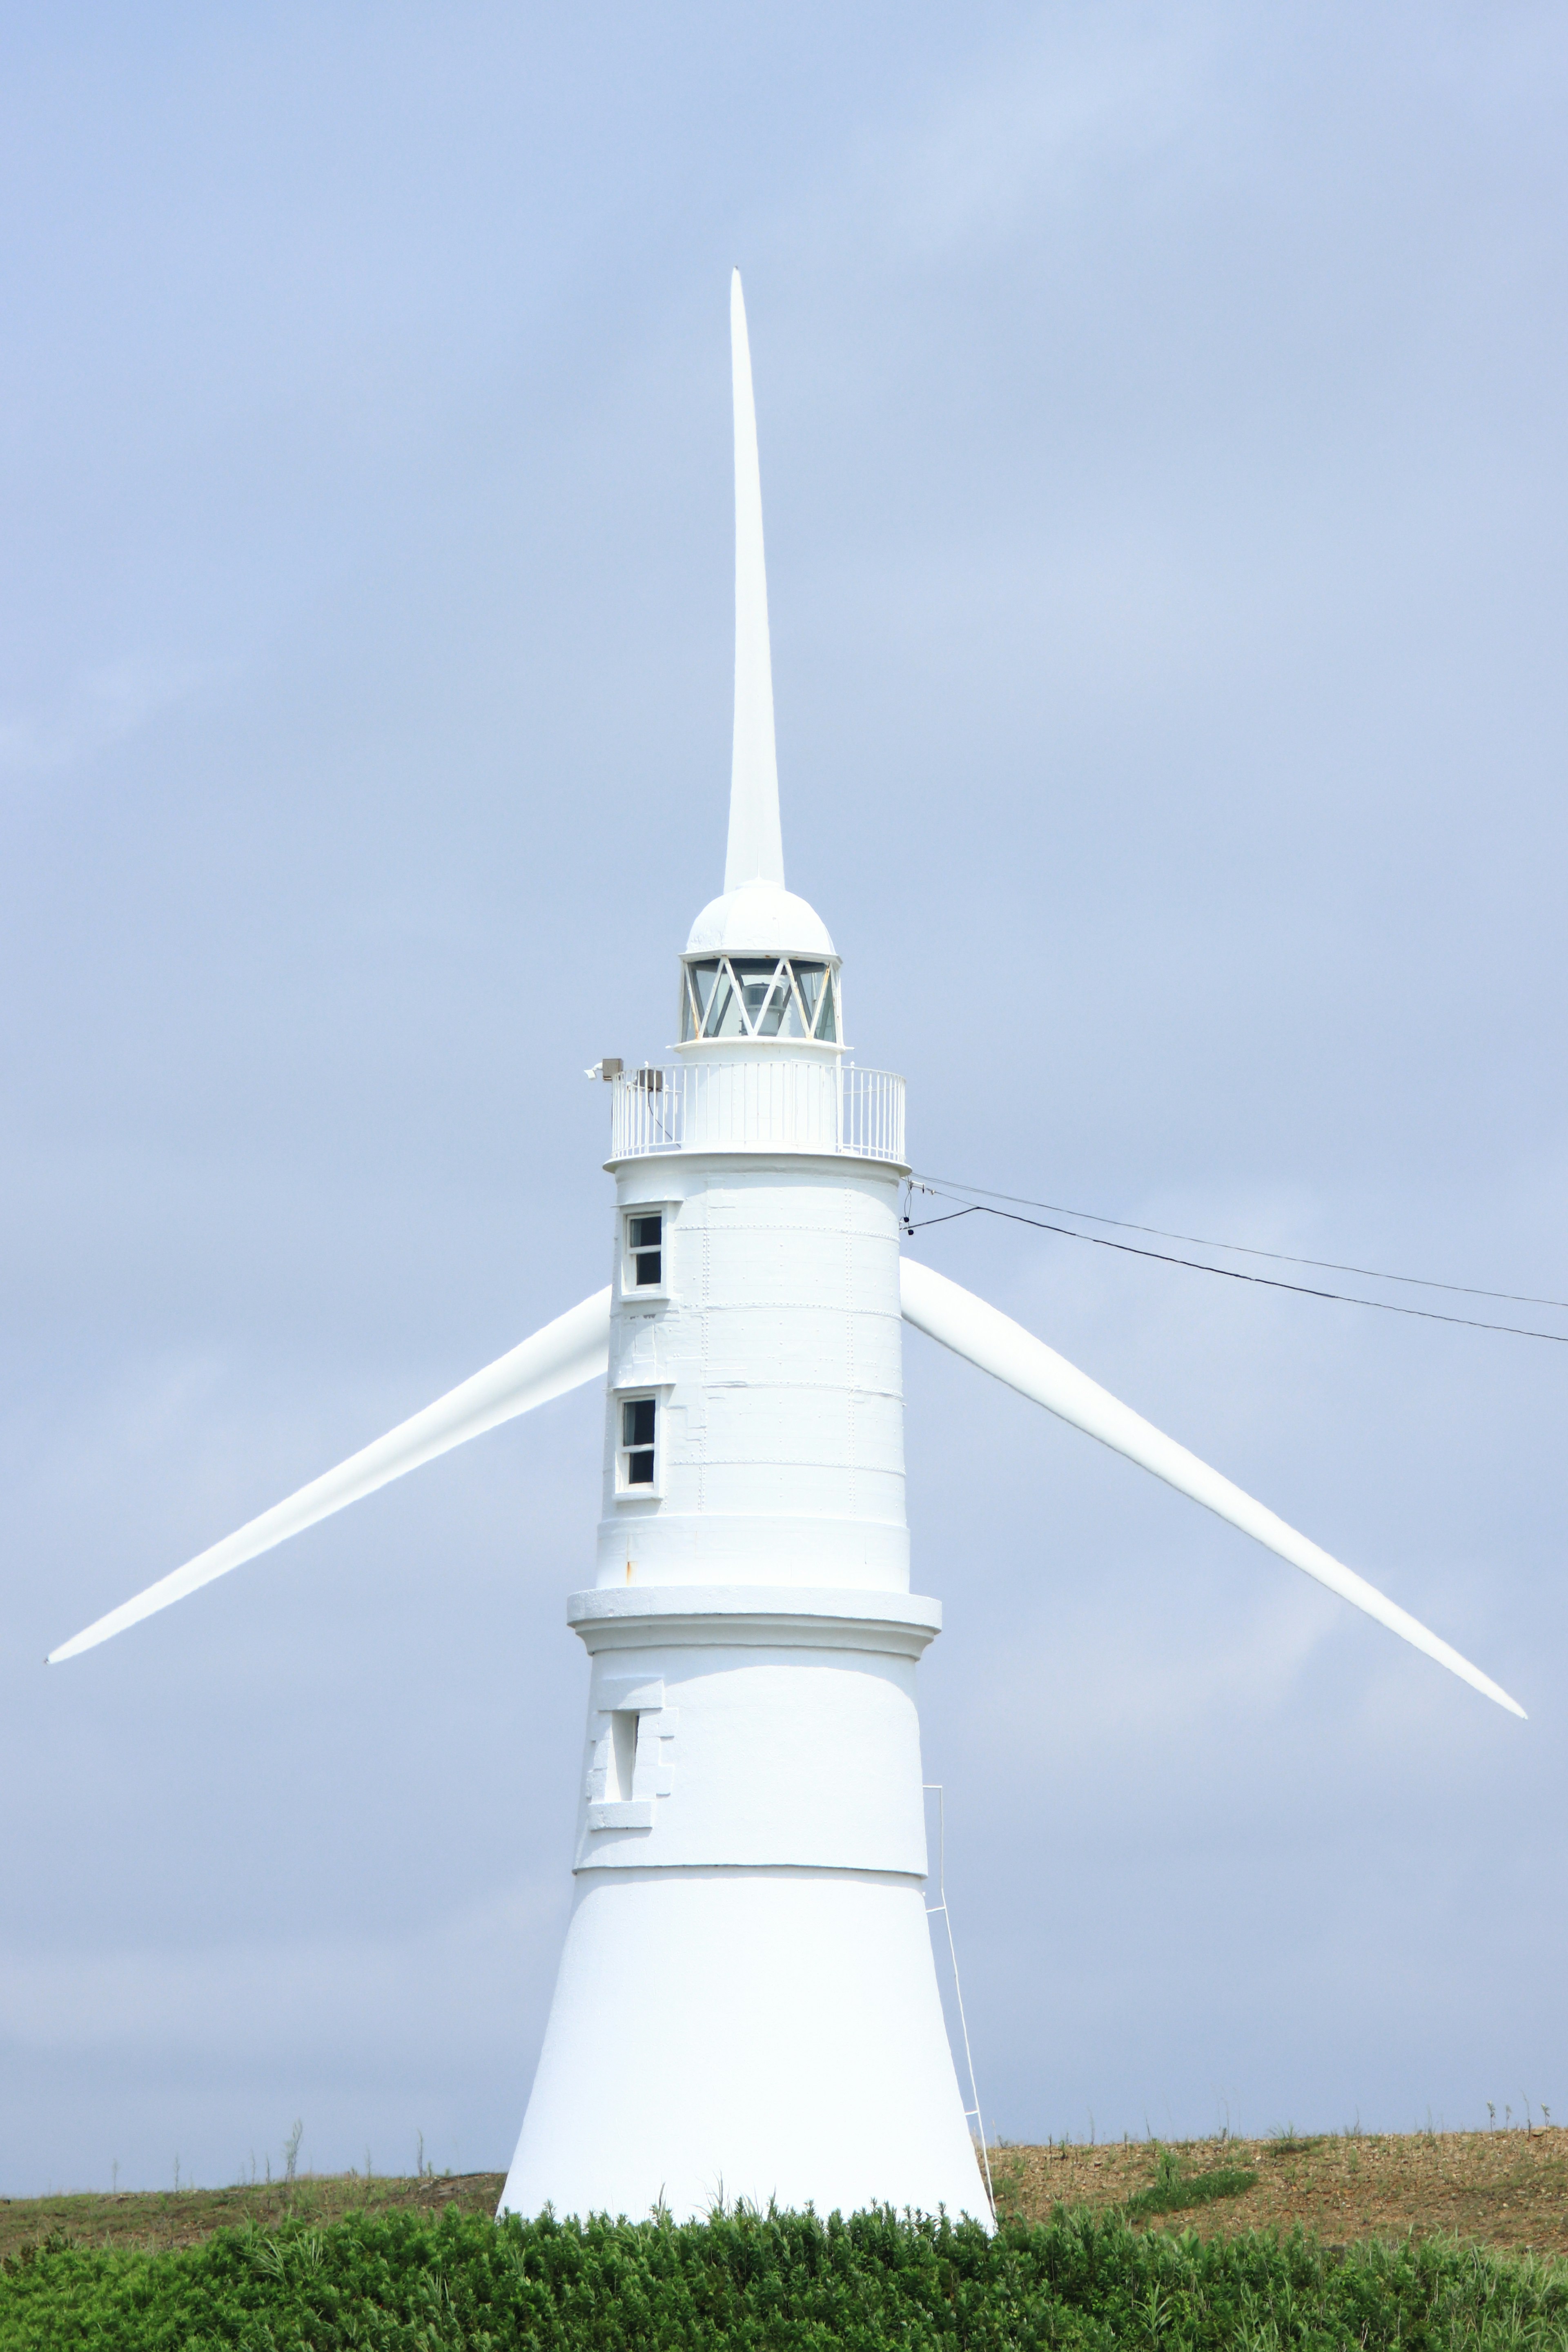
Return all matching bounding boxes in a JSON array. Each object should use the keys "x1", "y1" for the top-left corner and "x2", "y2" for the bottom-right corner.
[
  {"x1": 902, "y1": 1189, "x2": 1568, "y2": 1345},
  {"x1": 909, "y1": 1172, "x2": 1568, "y2": 1314}
]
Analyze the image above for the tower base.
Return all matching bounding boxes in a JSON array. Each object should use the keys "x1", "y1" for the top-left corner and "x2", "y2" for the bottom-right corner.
[{"x1": 500, "y1": 1866, "x2": 987, "y2": 2223}]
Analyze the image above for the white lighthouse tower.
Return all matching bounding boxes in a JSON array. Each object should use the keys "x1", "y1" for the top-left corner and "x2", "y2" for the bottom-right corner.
[
  {"x1": 499, "y1": 277, "x2": 982, "y2": 2224},
  {"x1": 47, "y1": 271, "x2": 1523, "y2": 2223}
]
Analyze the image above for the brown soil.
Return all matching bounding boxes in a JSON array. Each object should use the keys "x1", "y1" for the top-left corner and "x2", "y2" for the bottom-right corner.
[
  {"x1": 0, "y1": 2171, "x2": 506, "y2": 2262},
  {"x1": 990, "y1": 2129, "x2": 1568, "y2": 2257}
]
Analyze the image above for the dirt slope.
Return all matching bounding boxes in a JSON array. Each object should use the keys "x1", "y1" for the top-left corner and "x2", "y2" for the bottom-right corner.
[{"x1": 993, "y1": 2129, "x2": 1568, "y2": 2256}]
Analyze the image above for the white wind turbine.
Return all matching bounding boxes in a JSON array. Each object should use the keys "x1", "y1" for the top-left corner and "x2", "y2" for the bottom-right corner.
[{"x1": 50, "y1": 272, "x2": 1524, "y2": 2223}]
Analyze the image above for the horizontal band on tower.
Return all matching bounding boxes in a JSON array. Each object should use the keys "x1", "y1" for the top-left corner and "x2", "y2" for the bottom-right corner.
[{"x1": 567, "y1": 1584, "x2": 941, "y2": 1659}]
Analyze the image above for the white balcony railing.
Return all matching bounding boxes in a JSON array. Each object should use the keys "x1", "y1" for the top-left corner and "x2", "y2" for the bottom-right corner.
[{"x1": 610, "y1": 1060, "x2": 906, "y2": 1165}]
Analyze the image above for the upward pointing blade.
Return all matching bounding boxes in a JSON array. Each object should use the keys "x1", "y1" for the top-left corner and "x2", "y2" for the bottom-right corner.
[
  {"x1": 48, "y1": 1286, "x2": 611, "y2": 1664},
  {"x1": 724, "y1": 268, "x2": 785, "y2": 893},
  {"x1": 900, "y1": 1256, "x2": 1525, "y2": 1718}
]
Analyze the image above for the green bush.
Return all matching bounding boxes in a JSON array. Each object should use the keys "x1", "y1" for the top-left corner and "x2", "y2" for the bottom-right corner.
[{"x1": 2, "y1": 2201, "x2": 1564, "y2": 2352}]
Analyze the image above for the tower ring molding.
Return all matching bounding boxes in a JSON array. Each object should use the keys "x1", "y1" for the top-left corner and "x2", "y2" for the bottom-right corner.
[{"x1": 566, "y1": 1583, "x2": 940, "y2": 1657}]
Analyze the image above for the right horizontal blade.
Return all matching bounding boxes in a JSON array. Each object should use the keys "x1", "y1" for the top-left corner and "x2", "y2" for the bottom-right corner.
[
  {"x1": 48, "y1": 1285, "x2": 611, "y2": 1664},
  {"x1": 900, "y1": 1255, "x2": 1524, "y2": 1719}
]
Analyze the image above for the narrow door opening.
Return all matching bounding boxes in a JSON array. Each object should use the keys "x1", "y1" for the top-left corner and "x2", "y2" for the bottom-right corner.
[{"x1": 609, "y1": 1709, "x2": 639, "y2": 1802}]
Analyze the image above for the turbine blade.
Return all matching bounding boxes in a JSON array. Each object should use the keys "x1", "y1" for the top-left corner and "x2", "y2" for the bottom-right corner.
[
  {"x1": 724, "y1": 268, "x2": 785, "y2": 893},
  {"x1": 48, "y1": 1286, "x2": 611, "y2": 1664},
  {"x1": 900, "y1": 1257, "x2": 1524, "y2": 1719}
]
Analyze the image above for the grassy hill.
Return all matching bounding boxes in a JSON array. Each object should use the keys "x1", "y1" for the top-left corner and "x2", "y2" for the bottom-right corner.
[{"x1": 4, "y1": 2128, "x2": 1562, "y2": 2264}]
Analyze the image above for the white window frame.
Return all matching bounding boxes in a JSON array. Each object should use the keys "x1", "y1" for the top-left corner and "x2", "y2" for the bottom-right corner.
[
  {"x1": 614, "y1": 1387, "x2": 666, "y2": 1500},
  {"x1": 621, "y1": 1202, "x2": 673, "y2": 1300}
]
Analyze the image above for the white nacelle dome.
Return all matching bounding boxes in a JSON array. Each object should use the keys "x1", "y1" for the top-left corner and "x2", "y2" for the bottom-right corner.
[{"x1": 684, "y1": 883, "x2": 836, "y2": 960}]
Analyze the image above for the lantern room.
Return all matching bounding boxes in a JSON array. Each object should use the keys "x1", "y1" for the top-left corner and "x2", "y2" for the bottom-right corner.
[{"x1": 677, "y1": 881, "x2": 843, "y2": 1051}]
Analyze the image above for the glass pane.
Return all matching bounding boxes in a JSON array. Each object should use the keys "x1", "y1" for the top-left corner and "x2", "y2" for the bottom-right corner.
[
  {"x1": 755, "y1": 967, "x2": 794, "y2": 1036},
  {"x1": 679, "y1": 975, "x2": 696, "y2": 1042},
  {"x1": 622, "y1": 1398, "x2": 656, "y2": 1448},
  {"x1": 688, "y1": 961, "x2": 722, "y2": 1030},
  {"x1": 626, "y1": 1449, "x2": 655, "y2": 1485},
  {"x1": 630, "y1": 1215, "x2": 662, "y2": 1247},
  {"x1": 815, "y1": 973, "x2": 837, "y2": 1041},
  {"x1": 777, "y1": 984, "x2": 808, "y2": 1038},
  {"x1": 794, "y1": 962, "x2": 826, "y2": 1032},
  {"x1": 704, "y1": 965, "x2": 744, "y2": 1037},
  {"x1": 634, "y1": 1252, "x2": 662, "y2": 1286},
  {"x1": 730, "y1": 957, "x2": 780, "y2": 1034}
]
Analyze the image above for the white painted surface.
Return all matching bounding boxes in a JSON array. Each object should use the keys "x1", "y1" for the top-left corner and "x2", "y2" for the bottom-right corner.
[
  {"x1": 46, "y1": 1287, "x2": 610, "y2": 1664},
  {"x1": 568, "y1": 1586, "x2": 938, "y2": 1873},
  {"x1": 683, "y1": 884, "x2": 835, "y2": 959},
  {"x1": 725, "y1": 270, "x2": 784, "y2": 895},
  {"x1": 598, "y1": 1158, "x2": 910, "y2": 1591},
  {"x1": 900, "y1": 1255, "x2": 1525, "y2": 1717},
  {"x1": 501, "y1": 1869, "x2": 986, "y2": 2225}
]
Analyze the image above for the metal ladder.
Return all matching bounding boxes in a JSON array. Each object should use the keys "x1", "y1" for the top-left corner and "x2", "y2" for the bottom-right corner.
[{"x1": 924, "y1": 1784, "x2": 996, "y2": 2217}]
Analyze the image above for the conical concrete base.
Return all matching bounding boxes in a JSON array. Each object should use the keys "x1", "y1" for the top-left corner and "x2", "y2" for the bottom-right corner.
[{"x1": 501, "y1": 1867, "x2": 987, "y2": 2223}]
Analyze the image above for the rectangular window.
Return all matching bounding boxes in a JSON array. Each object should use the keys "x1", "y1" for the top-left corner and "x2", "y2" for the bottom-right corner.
[
  {"x1": 628, "y1": 1212, "x2": 662, "y2": 1287},
  {"x1": 621, "y1": 1396, "x2": 656, "y2": 1486}
]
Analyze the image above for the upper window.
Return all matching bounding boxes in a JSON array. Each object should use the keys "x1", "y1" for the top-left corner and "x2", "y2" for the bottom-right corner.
[
  {"x1": 679, "y1": 956, "x2": 839, "y2": 1044},
  {"x1": 628, "y1": 1212, "x2": 663, "y2": 1287}
]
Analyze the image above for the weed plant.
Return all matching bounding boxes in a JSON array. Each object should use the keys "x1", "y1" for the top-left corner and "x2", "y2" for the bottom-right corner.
[
  {"x1": 2, "y1": 2201, "x2": 1566, "y2": 2352},
  {"x1": 1125, "y1": 2149, "x2": 1259, "y2": 2218}
]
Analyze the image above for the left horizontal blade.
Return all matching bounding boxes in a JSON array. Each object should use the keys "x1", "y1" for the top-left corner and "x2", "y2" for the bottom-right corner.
[{"x1": 48, "y1": 1285, "x2": 611, "y2": 1664}]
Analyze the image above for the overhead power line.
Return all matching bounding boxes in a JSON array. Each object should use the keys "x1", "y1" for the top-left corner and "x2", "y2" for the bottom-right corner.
[
  {"x1": 909, "y1": 1173, "x2": 1568, "y2": 1313},
  {"x1": 902, "y1": 1186, "x2": 1568, "y2": 1347}
]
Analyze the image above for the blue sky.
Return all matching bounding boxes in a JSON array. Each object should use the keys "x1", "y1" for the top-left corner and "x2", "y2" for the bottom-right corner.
[{"x1": 3, "y1": 2, "x2": 1565, "y2": 2192}]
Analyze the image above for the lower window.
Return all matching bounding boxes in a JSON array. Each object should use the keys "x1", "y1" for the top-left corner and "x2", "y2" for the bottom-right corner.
[{"x1": 620, "y1": 1396, "x2": 657, "y2": 1487}]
